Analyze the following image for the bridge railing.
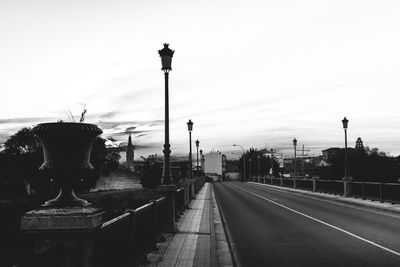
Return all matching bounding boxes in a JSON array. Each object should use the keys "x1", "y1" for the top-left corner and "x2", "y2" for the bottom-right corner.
[
  {"x1": 12, "y1": 176, "x2": 207, "y2": 267},
  {"x1": 249, "y1": 176, "x2": 400, "y2": 203},
  {"x1": 315, "y1": 180, "x2": 343, "y2": 195}
]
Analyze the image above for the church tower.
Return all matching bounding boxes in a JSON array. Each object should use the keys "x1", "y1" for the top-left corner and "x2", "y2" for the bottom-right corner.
[
  {"x1": 355, "y1": 137, "x2": 364, "y2": 151},
  {"x1": 126, "y1": 133, "x2": 134, "y2": 171}
]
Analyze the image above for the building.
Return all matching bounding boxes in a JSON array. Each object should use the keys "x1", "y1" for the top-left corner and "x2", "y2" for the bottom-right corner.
[
  {"x1": 126, "y1": 134, "x2": 134, "y2": 171},
  {"x1": 203, "y1": 151, "x2": 227, "y2": 180},
  {"x1": 322, "y1": 147, "x2": 341, "y2": 163}
]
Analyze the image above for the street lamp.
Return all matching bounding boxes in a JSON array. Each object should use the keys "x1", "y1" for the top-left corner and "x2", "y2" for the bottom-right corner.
[
  {"x1": 159, "y1": 43, "x2": 175, "y2": 184},
  {"x1": 200, "y1": 149, "x2": 204, "y2": 172},
  {"x1": 257, "y1": 155, "x2": 261, "y2": 177},
  {"x1": 342, "y1": 117, "x2": 352, "y2": 184},
  {"x1": 233, "y1": 144, "x2": 246, "y2": 182},
  {"x1": 293, "y1": 138, "x2": 297, "y2": 188},
  {"x1": 249, "y1": 158, "x2": 252, "y2": 178},
  {"x1": 187, "y1": 120, "x2": 193, "y2": 180},
  {"x1": 270, "y1": 149, "x2": 274, "y2": 178},
  {"x1": 195, "y1": 140, "x2": 200, "y2": 171},
  {"x1": 342, "y1": 117, "x2": 352, "y2": 196}
]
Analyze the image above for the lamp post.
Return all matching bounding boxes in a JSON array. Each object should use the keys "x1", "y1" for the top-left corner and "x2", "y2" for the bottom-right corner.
[
  {"x1": 158, "y1": 43, "x2": 174, "y2": 184},
  {"x1": 270, "y1": 149, "x2": 274, "y2": 178},
  {"x1": 257, "y1": 155, "x2": 261, "y2": 177},
  {"x1": 187, "y1": 120, "x2": 193, "y2": 180},
  {"x1": 195, "y1": 140, "x2": 200, "y2": 171},
  {"x1": 342, "y1": 117, "x2": 349, "y2": 180},
  {"x1": 233, "y1": 144, "x2": 245, "y2": 182},
  {"x1": 200, "y1": 149, "x2": 204, "y2": 172},
  {"x1": 293, "y1": 138, "x2": 297, "y2": 188},
  {"x1": 342, "y1": 117, "x2": 352, "y2": 196},
  {"x1": 249, "y1": 158, "x2": 252, "y2": 179}
]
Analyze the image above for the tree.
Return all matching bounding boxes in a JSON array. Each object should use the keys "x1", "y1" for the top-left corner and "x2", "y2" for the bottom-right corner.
[
  {"x1": 237, "y1": 147, "x2": 280, "y2": 180},
  {"x1": 140, "y1": 154, "x2": 162, "y2": 188},
  {"x1": 327, "y1": 147, "x2": 400, "y2": 182},
  {"x1": 3, "y1": 127, "x2": 42, "y2": 155}
]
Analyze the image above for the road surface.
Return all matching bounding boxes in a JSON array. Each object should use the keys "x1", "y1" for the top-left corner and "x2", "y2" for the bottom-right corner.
[{"x1": 213, "y1": 181, "x2": 400, "y2": 267}]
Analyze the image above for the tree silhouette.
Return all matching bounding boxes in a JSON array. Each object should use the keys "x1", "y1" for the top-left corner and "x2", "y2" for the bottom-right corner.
[
  {"x1": 237, "y1": 147, "x2": 280, "y2": 180},
  {"x1": 326, "y1": 147, "x2": 400, "y2": 182}
]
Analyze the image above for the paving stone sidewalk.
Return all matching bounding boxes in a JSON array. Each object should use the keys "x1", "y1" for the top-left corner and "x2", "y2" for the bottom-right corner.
[{"x1": 142, "y1": 182, "x2": 234, "y2": 267}]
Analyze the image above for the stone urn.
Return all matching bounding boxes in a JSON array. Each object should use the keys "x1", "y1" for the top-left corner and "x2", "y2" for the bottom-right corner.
[{"x1": 32, "y1": 122, "x2": 102, "y2": 207}]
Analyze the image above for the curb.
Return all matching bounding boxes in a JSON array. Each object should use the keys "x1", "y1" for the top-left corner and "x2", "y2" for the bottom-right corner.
[
  {"x1": 248, "y1": 182, "x2": 400, "y2": 216},
  {"x1": 212, "y1": 184, "x2": 241, "y2": 267}
]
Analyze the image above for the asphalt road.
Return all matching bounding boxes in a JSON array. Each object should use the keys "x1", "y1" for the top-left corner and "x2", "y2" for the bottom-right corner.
[{"x1": 213, "y1": 181, "x2": 400, "y2": 267}]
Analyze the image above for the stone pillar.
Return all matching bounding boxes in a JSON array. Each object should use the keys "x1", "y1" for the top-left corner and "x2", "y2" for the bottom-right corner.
[
  {"x1": 312, "y1": 178, "x2": 317, "y2": 192},
  {"x1": 181, "y1": 180, "x2": 191, "y2": 208},
  {"x1": 21, "y1": 207, "x2": 104, "y2": 267},
  {"x1": 343, "y1": 180, "x2": 351, "y2": 197},
  {"x1": 190, "y1": 179, "x2": 196, "y2": 198}
]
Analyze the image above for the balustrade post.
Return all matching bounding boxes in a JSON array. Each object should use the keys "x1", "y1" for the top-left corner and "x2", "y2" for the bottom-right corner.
[
  {"x1": 343, "y1": 180, "x2": 351, "y2": 197},
  {"x1": 362, "y1": 182, "x2": 365, "y2": 200},
  {"x1": 155, "y1": 185, "x2": 178, "y2": 232}
]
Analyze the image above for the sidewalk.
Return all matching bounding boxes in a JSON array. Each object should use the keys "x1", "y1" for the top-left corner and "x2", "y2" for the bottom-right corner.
[
  {"x1": 249, "y1": 182, "x2": 400, "y2": 215},
  {"x1": 143, "y1": 182, "x2": 234, "y2": 267}
]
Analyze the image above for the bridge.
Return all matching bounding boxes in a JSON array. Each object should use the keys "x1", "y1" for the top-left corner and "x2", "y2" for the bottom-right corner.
[{"x1": 6, "y1": 176, "x2": 400, "y2": 266}]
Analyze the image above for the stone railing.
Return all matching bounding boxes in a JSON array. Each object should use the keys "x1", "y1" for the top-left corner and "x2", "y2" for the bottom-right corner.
[
  {"x1": 14, "y1": 177, "x2": 206, "y2": 267},
  {"x1": 249, "y1": 176, "x2": 400, "y2": 204}
]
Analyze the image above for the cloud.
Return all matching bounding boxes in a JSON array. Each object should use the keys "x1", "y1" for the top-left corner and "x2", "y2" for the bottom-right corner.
[{"x1": 0, "y1": 116, "x2": 57, "y2": 125}]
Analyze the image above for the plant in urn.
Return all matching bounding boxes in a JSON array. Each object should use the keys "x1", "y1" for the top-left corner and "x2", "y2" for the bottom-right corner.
[{"x1": 32, "y1": 122, "x2": 102, "y2": 207}]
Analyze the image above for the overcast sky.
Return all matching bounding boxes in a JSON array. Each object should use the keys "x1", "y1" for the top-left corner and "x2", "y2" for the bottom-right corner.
[{"x1": 1, "y1": 0, "x2": 400, "y2": 158}]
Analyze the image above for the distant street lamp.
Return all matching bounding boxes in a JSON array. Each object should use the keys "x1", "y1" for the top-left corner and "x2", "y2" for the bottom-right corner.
[
  {"x1": 195, "y1": 140, "x2": 200, "y2": 171},
  {"x1": 293, "y1": 138, "x2": 297, "y2": 188},
  {"x1": 187, "y1": 120, "x2": 193, "y2": 180},
  {"x1": 159, "y1": 43, "x2": 174, "y2": 184},
  {"x1": 257, "y1": 155, "x2": 261, "y2": 177},
  {"x1": 270, "y1": 149, "x2": 274, "y2": 178},
  {"x1": 342, "y1": 117, "x2": 352, "y2": 196},
  {"x1": 200, "y1": 149, "x2": 204, "y2": 172},
  {"x1": 342, "y1": 117, "x2": 349, "y2": 180},
  {"x1": 233, "y1": 144, "x2": 246, "y2": 182},
  {"x1": 249, "y1": 158, "x2": 252, "y2": 178}
]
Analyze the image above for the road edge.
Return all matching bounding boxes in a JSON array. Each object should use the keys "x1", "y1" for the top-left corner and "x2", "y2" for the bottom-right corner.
[
  {"x1": 212, "y1": 183, "x2": 242, "y2": 267},
  {"x1": 248, "y1": 182, "x2": 400, "y2": 216}
]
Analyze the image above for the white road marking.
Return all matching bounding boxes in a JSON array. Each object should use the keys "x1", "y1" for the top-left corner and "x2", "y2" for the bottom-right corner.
[{"x1": 233, "y1": 184, "x2": 400, "y2": 258}]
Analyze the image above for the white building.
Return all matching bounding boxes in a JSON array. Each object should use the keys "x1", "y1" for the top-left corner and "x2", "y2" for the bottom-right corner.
[{"x1": 204, "y1": 151, "x2": 223, "y2": 176}]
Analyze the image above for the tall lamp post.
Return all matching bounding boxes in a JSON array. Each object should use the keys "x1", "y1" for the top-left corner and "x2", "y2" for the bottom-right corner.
[
  {"x1": 187, "y1": 120, "x2": 193, "y2": 180},
  {"x1": 257, "y1": 155, "x2": 261, "y2": 177},
  {"x1": 342, "y1": 117, "x2": 349, "y2": 180},
  {"x1": 342, "y1": 117, "x2": 352, "y2": 196},
  {"x1": 270, "y1": 149, "x2": 274, "y2": 178},
  {"x1": 200, "y1": 149, "x2": 204, "y2": 172},
  {"x1": 158, "y1": 43, "x2": 174, "y2": 184},
  {"x1": 233, "y1": 144, "x2": 245, "y2": 182},
  {"x1": 249, "y1": 158, "x2": 252, "y2": 179},
  {"x1": 195, "y1": 140, "x2": 200, "y2": 171},
  {"x1": 293, "y1": 138, "x2": 297, "y2": 188}
]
